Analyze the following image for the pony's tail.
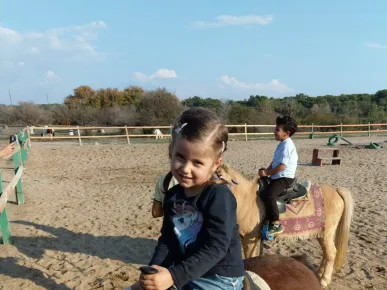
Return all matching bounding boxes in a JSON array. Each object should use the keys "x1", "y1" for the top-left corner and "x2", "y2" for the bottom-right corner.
[{"x1": 334, "y1": 187, "x2": 354, "y2": 270}]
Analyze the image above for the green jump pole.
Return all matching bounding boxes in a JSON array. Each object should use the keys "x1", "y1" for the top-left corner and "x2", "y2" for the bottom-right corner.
[
  {"x1": 340, "y1": 122, "x2": 343, "y2": 137},
  {"x1": 309, "y1": 123, "x2": 314, "y2": 139},
  {"x1": 0, "y1": 173, "x2": 12, "y2": 245},
  {"x1": 368, "y1": 122, "x2": 371, "y2": 137},
  {"x1": 12, "y1": 151, "x2": 24, "y2": 205}
]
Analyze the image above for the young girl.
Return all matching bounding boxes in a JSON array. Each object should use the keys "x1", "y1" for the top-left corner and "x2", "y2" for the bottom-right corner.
[{"x1": 130, "y1": 108, "x2": 245, "y2": 290}]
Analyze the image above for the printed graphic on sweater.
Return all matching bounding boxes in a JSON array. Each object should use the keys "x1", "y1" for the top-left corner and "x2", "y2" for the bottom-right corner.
[{"x1": 171, "y1": 200, "x2": 203, "y2": 253}]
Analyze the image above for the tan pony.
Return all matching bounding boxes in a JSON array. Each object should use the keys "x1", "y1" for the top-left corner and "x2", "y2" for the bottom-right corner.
[{"x1": 216, "y1": 163, "x2": 354, "y2": 288}]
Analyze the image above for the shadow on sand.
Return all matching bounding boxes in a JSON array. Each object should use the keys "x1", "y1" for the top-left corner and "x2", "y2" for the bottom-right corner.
[
  {"x1": 11, "y1": 220, "x2": 157, "y2": 265},
  {"x1": 0, "y1": 257, "x2": 71, "y2": 290},
  {"x1": 1, "y1": 220, "x2": 157, "y2": 288}
]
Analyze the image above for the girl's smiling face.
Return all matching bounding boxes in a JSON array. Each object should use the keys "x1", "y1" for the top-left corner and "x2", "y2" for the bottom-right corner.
[{"x1": 171, "y1": 137, "x2": 222, "y2": 196}]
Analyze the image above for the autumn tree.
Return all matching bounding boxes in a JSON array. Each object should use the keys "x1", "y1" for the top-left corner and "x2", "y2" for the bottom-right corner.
[{"x1": 122, "y1": 86, "x2": 145, "y2": 106}]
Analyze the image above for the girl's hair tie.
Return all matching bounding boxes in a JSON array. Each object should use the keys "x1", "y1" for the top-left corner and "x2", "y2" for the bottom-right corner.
[
  {"x1": 175, "y1": 123, "x2": 187, "y2": 134},
  {"x1": 221, "y1": 141, "x2": 225, "y2": 153}
]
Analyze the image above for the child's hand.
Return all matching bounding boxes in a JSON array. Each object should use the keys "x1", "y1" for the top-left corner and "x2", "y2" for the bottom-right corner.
[
  {"x1": 258, "y1": 169, "x2": 268, "y2": 177},
  {"x1": 140, "y1": 265, "x2": 174, "y2": 290},
  {"x1": 0, "y1": 143, "x2": 15, "y2": 157}
]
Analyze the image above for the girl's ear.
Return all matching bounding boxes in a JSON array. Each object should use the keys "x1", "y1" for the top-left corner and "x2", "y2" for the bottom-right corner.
[{"x1": 213, "y1": 157, "x2": 222, "y2": 169}]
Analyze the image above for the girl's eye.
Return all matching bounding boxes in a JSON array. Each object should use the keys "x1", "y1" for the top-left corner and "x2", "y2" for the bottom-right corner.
[{"x1": 193, "y1": 161, "x2": 203, "y2": 166}]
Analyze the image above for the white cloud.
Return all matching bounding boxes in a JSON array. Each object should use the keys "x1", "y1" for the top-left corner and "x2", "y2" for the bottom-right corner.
[
  {"x1": 0, "y1": 21, "x2": 107, "y2": 59},
  {"x1": 0, "y1": 25, "x2": 23, "y2": 44},
  {"x1": 25, "y1": 32, "x2": 45, "y2": 40},
  {"x1": 2, "y1": 60, "x2": 25, "y2": 68},
  {"x1": 191, "y1": 15, "x2": 273, "y2": 29},
  {"x1": 219, "y1": 75, "x2": 293, "y2": 94},
  {"x1": 134, "y1": 69, "x2": 177, "y2": 82},
  {"x1": 44, "y1": 70, "x2": 60, "y2": 83},
  {"x1": 3, "y1": 60, "x2": 13, "y2": 68},
  {"x1": 364, "y1": 42, "x2": 387, "y2": 49},
  {"x1": 29, "y1": 47, "x2": 40, "y2": 54},
  {"x1": 40, "y1": 70, "x2": 60, "y2": 87}
]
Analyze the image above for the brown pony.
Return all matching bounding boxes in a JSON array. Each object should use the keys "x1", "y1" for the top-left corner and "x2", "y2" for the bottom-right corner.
[
  {"x1": 244, "y1": 254, "x2": 322, "y2": 290},
  {"x1": 216, "y1": 163, "x2": 354, "y2": 288},
  {"x1": 127, "y1": 254, "x2": 322, "y2": 290}
]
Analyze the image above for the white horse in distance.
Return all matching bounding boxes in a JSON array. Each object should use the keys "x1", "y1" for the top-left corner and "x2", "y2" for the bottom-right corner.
[{"x1": 153, "y1": 129, "x2": 164, "y2": 139}]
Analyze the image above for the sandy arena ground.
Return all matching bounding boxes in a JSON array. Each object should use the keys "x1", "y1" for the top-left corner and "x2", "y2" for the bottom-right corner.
[{"x1": 0, "y1": 136, "x2": 387, "y2": 289}]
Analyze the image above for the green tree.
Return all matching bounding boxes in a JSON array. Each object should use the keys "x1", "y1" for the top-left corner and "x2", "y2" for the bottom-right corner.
[
  {"x1": 183, "y1": 96, "x2": 223, "y2": 115},
  {"x1": 137, "y1": 88, "x2": 184, "y2": 126}
]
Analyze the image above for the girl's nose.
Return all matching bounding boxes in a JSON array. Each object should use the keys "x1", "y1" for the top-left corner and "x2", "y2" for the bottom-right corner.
[{"x1": 181, "y1": 162, "x2": 191, "y2": 173}]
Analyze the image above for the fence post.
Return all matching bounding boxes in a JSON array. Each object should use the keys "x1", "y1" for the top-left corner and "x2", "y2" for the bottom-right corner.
[
  {"x1": 0, "y1": 172, "x2": 12, "y2": 245},
  {"x1": 18, "y1": 131, "x2": 27, "y2": 166},
  {"x1": 340, "y1": 123, "x2": 343, "y2": 137},
  {"x1": 77, "y1": 126, "x2": 82, "y2": 146},
  {"x1": 244, "y1": 123, "x2": 248, "y2": 141},
  {"x1": 125, "y1": 126, "x2": 130, "y2": 145},
  {"x1": 368, "y1": 122, "x2": 371, "y2": 137},
  {"x1": 13, "y1": 150, "x2": 24, "y2": 205},
  {"x1": 169, "y1": 124, "x2": 173, "y2": 139},
  {"x1": 26, "y1": 126, "x2": 32, "y2": 150},
  {"x1": 0, "y1": 170, "x2": 11, "y2": 244},
  {"x1": 0, "y1": 206, "x2": 12, "y2": 245}
]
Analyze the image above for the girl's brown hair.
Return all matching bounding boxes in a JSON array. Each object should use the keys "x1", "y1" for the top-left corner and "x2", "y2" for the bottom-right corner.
[{"x1": 169, "y1": 107, "x2": 228, "y2": 158}]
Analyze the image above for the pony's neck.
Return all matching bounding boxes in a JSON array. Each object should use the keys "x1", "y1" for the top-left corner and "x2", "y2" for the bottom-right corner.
[
  {"x1": 231, "y1": 169, "x2": 265, "y2": 210},
  {"x1": 231, "y1": 169, "x2": 258, "y2": 196}
]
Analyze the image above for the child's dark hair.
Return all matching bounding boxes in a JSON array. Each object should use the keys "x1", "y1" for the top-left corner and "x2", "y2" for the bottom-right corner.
[
  {"x1": 276, "y1": 116, "x2": 298, "y2": 137},
  {"x1": 169, "y1": 108, "x2": 228, "y2": 158}
]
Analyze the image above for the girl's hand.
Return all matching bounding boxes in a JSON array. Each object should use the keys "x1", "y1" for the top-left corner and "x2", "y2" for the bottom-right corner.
[
  {"x1": 0, "y1": 143, "x2": 15, "y2": 157},
  {"x1": 140, "y1": 265, "x2": 174, "y2": 290}
]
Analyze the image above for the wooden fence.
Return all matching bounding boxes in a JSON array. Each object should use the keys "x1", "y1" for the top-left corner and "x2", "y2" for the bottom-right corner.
[
  {"x1": 28, "y1": 123, "x2": 387, "y2": 146},
  {"x1": 0, "y1": 128, "x2": 30, "y2": 245}
]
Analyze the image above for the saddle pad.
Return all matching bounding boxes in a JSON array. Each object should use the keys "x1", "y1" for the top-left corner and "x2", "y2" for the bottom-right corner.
[{"x1": 279, "y1": 183, "x2": 325, "y2": 239}]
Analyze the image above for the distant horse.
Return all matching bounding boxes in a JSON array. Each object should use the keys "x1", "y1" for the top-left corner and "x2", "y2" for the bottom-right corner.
[
  {"x1": 127, "y1": 254, "x2": 322, "y2": 290},
  {"x1": 153, "y1": 129, "x2": 164, "y2": 139},
  {"x1": 216, "y1": 164, "x2": 354, "y2": 288},
  {"x1": 41, "y1": 126, "x2": 55, "y2": 137}
]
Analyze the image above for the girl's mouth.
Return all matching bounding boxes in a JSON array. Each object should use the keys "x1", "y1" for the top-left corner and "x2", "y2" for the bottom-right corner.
[{"x1": 179, "y1": 174, "x2": 192, "y2": 181}]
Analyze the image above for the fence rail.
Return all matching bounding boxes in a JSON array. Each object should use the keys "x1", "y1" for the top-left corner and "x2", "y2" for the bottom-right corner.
[{"x1": 28, "y1": 123, "x2": 387, "y2": 146}]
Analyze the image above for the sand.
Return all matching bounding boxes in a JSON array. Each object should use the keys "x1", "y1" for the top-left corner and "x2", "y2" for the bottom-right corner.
[{"x1": 0, "y1": 136, "x2": 386, "y2": 290}]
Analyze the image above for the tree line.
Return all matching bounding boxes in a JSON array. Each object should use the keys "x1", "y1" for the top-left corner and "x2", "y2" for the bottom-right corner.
[{"x1": 1, "y1": 85, "x2": 387, "y2": 127}]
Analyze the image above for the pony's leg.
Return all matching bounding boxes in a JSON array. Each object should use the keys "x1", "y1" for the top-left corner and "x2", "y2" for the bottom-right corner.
[
  {"x1": 240, "y1": 235, "x2": 247, "y2": 259},
  {"x1": 317, "y1": 237, "x2": 327, "y2": 278},
  {"x1": 242, "y1": 233, "x2": 260, "y2": 258},
  {"x1": 318, "y1": 186, "x2": 345, "y2": 288},
  {"x1": 319, "y1": 230, "x2": 337, "y2": 288}
]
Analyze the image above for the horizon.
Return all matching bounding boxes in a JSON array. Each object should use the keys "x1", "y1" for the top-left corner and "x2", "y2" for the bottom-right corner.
[{"x1": 1, "y1": 1, "x2": 387, "y2": 105}]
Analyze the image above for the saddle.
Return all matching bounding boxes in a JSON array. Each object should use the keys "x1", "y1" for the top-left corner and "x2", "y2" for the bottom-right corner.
[
  {"x1": 259, "y1": 177, "x2": 308, "y2": 214},
  {"x1": 243, "y1": 271, "x2": 271, "y2": 290}
]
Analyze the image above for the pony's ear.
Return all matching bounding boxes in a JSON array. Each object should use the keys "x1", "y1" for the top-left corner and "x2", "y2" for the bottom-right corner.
[{"x1": 215, "y1": 167, "x2": 233, "y2": 185}]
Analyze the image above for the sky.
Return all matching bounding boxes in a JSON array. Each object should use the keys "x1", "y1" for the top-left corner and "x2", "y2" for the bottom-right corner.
[{"x1": 1, "y1": 0, "x2": 387, "y2": 104}]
